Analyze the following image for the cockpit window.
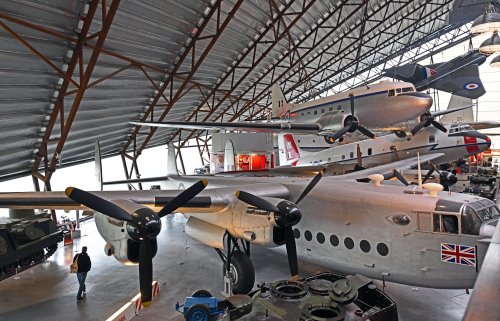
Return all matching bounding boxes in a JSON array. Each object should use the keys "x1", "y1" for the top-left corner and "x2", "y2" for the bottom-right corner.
[
  {"x1": 402, "y1": 87, "x2": 414, "y2": 93},
  {"x1": 462, "y1": 200, "x2": 500, "y2": 235},
  {"x1": 388, "y1": 89, "x2": 395, "y2": 97},
  {"x1": 476, "y1": 205, "x2": 500, "y2": 221}
]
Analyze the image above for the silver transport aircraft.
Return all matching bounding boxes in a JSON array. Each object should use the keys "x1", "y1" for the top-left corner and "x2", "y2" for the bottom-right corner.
[
  {"x1": 279, "y1": 123, "x2": 491, "y2": 168},
  {"x1": 0, "y1": 146, "x2": 499, "y2": 308},
  {"x1": 131, "y1": 81, "x2": 434, "y2": 143}
]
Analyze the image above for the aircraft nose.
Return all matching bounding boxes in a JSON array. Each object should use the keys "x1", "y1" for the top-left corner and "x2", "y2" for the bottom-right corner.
[{"x1": 398, "y1": 92, "x2": 433, "y2": 113}]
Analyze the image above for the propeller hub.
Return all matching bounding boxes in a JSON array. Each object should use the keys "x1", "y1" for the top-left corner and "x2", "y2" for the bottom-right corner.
[
  {"x1": 274, "y1": 200, "x2": 302, "y2": 227},
  {"x1": 344, "y1": 115, "x2": 359, "y2": 131},
  {"x1": 127, "y1": 208, "x2": 162, "y2": 240},
  {"x1": 440, "y1": 172, "x2": 458, "y2": 187}
]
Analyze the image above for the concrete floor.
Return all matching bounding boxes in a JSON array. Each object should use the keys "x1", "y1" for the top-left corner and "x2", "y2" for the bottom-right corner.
[{"x1": 0, "y1": 214, "x2": 470, "y2": 321}]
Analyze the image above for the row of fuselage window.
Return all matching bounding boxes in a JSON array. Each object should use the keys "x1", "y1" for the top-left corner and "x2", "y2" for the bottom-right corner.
[{"x1": 293, "y1": 228, "x2": 389, "y2": 257}]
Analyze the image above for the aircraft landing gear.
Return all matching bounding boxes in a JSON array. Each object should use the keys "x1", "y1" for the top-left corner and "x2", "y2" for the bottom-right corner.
[{"x1": 216, "y1": 233, "x2": 255, "y2": 295}]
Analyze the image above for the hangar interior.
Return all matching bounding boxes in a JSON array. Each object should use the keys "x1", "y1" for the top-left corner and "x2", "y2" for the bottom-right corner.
[{"x1": 0, "y1": 0, "x2": 500, "y2": 321}]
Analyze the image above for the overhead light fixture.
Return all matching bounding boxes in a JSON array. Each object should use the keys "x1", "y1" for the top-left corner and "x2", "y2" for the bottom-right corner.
[
  {"x1": 479, "y1": 31, "x2": 500, "y2": 55},
  {"x1": 491, "y1": 54, "x2": 500, "y2": 67},
  {"x1": 471, "y1": 4, "x2": 500, "y2": 35}
]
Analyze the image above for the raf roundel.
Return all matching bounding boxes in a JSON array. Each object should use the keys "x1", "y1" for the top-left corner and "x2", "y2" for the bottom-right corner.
[{"x1": 464, "y1": 83, "x2": 479, "y2": 90}]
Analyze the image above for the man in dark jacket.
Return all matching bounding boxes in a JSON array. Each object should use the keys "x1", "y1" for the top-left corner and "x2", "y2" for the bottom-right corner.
[{"x1": 73, "y1": 246, "x2": 91, "y2": 300}]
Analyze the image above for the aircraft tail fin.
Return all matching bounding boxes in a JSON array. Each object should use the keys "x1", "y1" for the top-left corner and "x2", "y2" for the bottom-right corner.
[
  {"x1": 440, "y1": 94, "x2": 474, "y2": 124},
  {"x1": 95, "y1": 141, "x2": 103, "y2": 191},
  {"x1": 278, "y1": 134, "x2": 301, "y2": 166},
  {"x1": 271, "y1": 85, "x2": 289, "y2": 118},
  {"x1": 383, "y1": 63, "x2": 436, "y2": 84},
  {"x1": 167, "y1": 143, "x2": 179, "y2": 176}
]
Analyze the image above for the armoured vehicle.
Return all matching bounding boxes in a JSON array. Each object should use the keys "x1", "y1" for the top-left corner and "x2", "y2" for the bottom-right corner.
[
  {"x1": 464, "y1": 169, "x2": 497, "y2": 201},
  {"x1": 0, "y1": 213, "x2": 62, "y2": 280},
  {"x1": 174, "y1": 272, "x2": 398, "y2": 321}
]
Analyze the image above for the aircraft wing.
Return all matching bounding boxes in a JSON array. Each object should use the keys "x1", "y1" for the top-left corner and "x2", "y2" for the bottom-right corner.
[
  {"x1": 0, "y1": 183, "x2": 290, "y2": 212},
  {"x1": 469, "y1": 122, "x2": 500, "y2": 130},
  {"x1": 340, "y1": 153, "x2": 445, "y2": 181},
  {"x1": 130, "y1": 121, "x2": 321, "y2": 134},
  {"x1": 462, "y1": 219, "x2": 500, "y2": 321}
]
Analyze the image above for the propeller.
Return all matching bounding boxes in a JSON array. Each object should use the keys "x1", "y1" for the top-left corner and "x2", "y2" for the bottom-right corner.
[
  {"x1": 383, "y1": 169, "x2": 409, "y2": 186},
  {"x1": 65, "y1": 179, "x2": 208, "y2": 307},
  {"x1": 328, "y1": 95, "x2": 375, "y2": 142},
  {"x1": 236, "y1": 172, "x2": 323, "y2": 279},
  {"x1": 411, "y1": 105, "x2": 473, "y2": 136},
  {"x1": 158, "y1": 179, "x2": 208, "y2": 217},
  {"x1": 421, "y1": 162, "x2": 457, "y2": 191}
]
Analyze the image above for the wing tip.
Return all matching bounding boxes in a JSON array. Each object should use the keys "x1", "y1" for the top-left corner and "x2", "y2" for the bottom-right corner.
[{"x1": 201, "y1": 179, "x2": 208, "y2": 187}]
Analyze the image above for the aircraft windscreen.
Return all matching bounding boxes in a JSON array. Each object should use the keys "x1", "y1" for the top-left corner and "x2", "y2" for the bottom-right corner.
[{"x1": 462, "y1": 200, "x2": 500, "y2": 235}]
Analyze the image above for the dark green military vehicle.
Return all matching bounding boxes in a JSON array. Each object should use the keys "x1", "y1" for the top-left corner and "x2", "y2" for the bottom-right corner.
[{"x1": 0, "y1": 213, "x2": 62, "y2": 280}]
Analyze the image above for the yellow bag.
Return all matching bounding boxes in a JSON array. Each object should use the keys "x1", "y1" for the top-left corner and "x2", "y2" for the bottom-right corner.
[{"x1": 70, "y1": 254, "x2": 79, "y2": 273}]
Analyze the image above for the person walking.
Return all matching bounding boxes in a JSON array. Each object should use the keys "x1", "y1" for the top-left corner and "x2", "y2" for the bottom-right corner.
[{"x1": 73, "y1": 246, "x2": 91, "y2": 300}]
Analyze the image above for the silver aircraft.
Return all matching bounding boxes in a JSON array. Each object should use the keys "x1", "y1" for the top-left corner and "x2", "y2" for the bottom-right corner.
[
  {"x1": 279, "y1": 123, "x2": 491, "y2": 168},
  {"x1": 0, "y1": 147, "x2": 498, "y2": 307},
  {"x1": 131, "y1": 81, "x2": 433, "y2": 143}
]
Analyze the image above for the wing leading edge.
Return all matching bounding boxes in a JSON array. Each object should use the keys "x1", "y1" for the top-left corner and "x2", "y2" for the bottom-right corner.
[
  {"x1": 0, "y1": 183, "x2": 290, "y2": 213},
  {"x1": 340, "y1": 153, "x2": 445, "y2": 181},
  {"x1": 130, "y1": 120, "x2": 321, "y2": 134}
]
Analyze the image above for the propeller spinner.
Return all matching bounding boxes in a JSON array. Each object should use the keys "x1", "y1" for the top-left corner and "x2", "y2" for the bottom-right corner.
[
  {"x1": 65, "y1": 179, "x2": 207, "y2": 307},
  {"x1": 236, "y1": 172, "x2": 323, "y2": 280}
]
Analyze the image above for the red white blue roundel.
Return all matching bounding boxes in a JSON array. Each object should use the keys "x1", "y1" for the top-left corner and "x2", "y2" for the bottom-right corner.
[{"x1": 464, "y1": 82, "x2": 480, "y2": 90}]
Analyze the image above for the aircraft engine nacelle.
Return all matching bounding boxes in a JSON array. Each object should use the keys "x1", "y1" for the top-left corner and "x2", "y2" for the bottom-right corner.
[{"x1": 316, "y1": 112, "x2": 358, "y2": 133}]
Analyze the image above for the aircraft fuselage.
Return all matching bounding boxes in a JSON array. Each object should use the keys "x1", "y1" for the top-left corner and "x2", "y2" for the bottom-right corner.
[{"x1": 164, "y1": 175, "x2": 497, "y2": 289}]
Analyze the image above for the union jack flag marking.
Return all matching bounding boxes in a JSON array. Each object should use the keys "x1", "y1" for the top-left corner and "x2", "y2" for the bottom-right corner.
[{"x1": 441, "y1": 242, "x2": 476, "y2": 267}]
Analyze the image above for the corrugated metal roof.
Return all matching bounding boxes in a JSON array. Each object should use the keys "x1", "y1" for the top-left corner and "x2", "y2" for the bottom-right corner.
[{"x1": 0, "y1": 0, "x2": 474, "y2": 182}]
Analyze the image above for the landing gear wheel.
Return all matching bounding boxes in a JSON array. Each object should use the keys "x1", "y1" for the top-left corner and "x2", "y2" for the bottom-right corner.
[
  {"x1": 185, "y1": 304, "x2": 210, "y2": 321},
  {"x1": 225, "y1": 251, "x2": 255, "y2": 294},
  {"x1": 192, "y1": 289, "x2": 212, "y2": 297}
]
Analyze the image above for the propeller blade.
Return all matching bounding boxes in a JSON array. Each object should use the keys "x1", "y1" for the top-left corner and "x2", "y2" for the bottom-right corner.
[
  {"x1": 284, "y1": 226, "x2": 299, "y2": 279},
  {"x1": 432, "y1": 120, "x2": 447, "y2": 133},
  {"x1": 411, "y1": 121, "x2": 427, "y2": 136},
  {"x1": 295, "y1": 171, "x2": 322, "y2": 204},
  {"x1": 236, "y1": 191, "x2": 279, "y2": 213},
  {"x1": 422, "y1": 167, "x2": 435, "y2": 184},
  {"x1": 383, "y1": 172, "x2": 395, "y2": 181},
  {"x1": 357, "y1": 125, "x2": 375, "y2": 139},
  {"x1": 393, "y1": 169, "x2": 410, "y2": 186},
  {"x1": 349, "y1": 94, "x2": 355, "y2": 116},
  {"x1": 331, "y1": 124, "x2": 354, "y2": 141},
  {"x1": 158, "y1": 179, "x2": 208, "y2": 218},
  {"x1": 65, "y1": 187, "x2": 133, "y2": 222},
  {"x1": 139, "y1": 239, "x2": 153, "y2": 307}
]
